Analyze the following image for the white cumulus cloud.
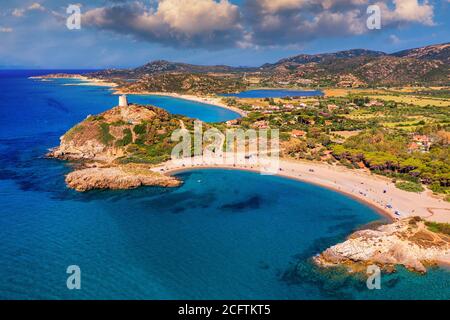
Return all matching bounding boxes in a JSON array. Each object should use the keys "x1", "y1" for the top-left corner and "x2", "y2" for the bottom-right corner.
[
  {"x1": 39, "y1": 0, "x2": 438, "y2": 49},
  {"x1": 243, "y1": 0, "x2": 436, "y2": 46},
  {"x1": 83, "y1": 0, "x2": 242, "y2": 48},
  {"x1": 377, "y1": 0, "x2": 435, "y2": 26}
]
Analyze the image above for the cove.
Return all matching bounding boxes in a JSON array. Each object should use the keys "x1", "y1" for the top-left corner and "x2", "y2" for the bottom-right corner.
[{"x1": 0, "y1": 70, "x2": 449, "y2": 300}]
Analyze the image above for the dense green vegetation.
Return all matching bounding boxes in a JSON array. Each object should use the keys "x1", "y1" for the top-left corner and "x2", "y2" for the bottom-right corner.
[
  {"x1": 331, "y1": 128, "x2": 449, "y2": 192},
  {"x1": 230, "y1": 92, "x2": 449, "y2": 196},
  {"x1": 120, "y1": 117, "x2": 197, "y2": 164}
]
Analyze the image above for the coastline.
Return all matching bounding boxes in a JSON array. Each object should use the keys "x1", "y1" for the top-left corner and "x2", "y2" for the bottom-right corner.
[
  {"x1": 33, "y1": 73, "x2": 450, "y2": 271},
  {"x1": 65, "y1": 78, "x2": 118, "y2": 88},
  {"x1": 166, "y1": 165, "x2": 393, "y2": 221},
  {"x1": 31, "y1": 74, "x2": 450, "y2": 223},
  {"x1": 31, "y1": 74, "x2": 246, "y2": 117},
  {"x1": 31, "y1": 74, "x2": 118, "y2": 88},
  {"x1": 153, "y1": 158, "x2": 450, "y2": 224},
  {"x1": 114, "y1": 89, "x2": 248, "y2": 117}
]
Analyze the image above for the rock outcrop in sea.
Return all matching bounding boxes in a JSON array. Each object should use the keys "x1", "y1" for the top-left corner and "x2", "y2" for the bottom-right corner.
[
  {"x1": 65, "y1": 164, "x2": 180, "y2": 192},
  {"x1": 314, "y1": 217, "x2": 450, "y2": 273}
]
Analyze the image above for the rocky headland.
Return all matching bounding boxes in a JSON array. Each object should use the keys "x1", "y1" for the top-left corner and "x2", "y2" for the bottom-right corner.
[
  {"x1": 65, "y1": 164, "x2": 180, "y2": 192},
  {"x1": 314, "y1": 217, "x2": 450, "y2": 274},
  {"x1": 48, "y1": 103, "x2": 189, "y2": 191}
]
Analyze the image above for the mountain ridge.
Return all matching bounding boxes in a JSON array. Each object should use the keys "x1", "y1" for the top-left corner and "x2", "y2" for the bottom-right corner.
[
  {"x1": 130, "y1": 43, "x2": 450, "y2": 73},
  {"x1": 87, "y1": 42, "x2": 449, "y2": 88}
]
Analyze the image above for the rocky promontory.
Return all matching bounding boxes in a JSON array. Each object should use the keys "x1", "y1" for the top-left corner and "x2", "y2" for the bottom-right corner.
[
  {"x1": 65, "y1": 164, "x2": 180, "y2": 192},
  {"x1": 314, "y1": 217, "x2": 450, "y2": 273},
  {"x1": 48, "y1": 103, "x2": 193, "y2": 191}
]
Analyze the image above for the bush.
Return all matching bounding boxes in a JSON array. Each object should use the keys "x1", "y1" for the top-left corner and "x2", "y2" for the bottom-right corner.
[
  {"x1": 339, "y1": 158, "x2": 354, "y2": 169},
  {"x1": 395, "y1": 181, "x2": 424, "y2": 193},
  {"x1": 133, "y1": 123, "x2": 147, "y2": 135},
  {"x1": 425, "y1": 221, "x2": 450, "y2": 236},
  {"x1": 99, "y1": 123, "x2": 114, "y2": 145},
  {"x1": 116, "y1": 128, "x2": 133, "y2": 147},
  {"x1": 429, "y1": 182, "x2": 450, "y2": 194}
]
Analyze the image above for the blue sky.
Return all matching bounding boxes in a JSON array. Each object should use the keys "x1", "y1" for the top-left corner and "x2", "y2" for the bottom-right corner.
[{"x1": 0, "y1": 0, "x2": 448, "y2": 68}]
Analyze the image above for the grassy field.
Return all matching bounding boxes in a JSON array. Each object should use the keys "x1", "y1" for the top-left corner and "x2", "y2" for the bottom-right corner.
[
  {"x1": 323, "y1": 88, "x2": 386, "y2": 97},
  {"x1": 324, "y1": 88, "x2": 450, "y2": 107},
  {"x1": 236, "y1": 97, "x2": 318, "y2": 107},
  {"x1": 330, "y1": 130, "x2": 362, "y2": 141},
  {"x1": 367, "y1": 95, "x2": 450, "y2": 107}
]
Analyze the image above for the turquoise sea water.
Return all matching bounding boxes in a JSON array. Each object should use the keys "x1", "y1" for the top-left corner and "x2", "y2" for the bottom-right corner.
[
  {"x1": 223, "y1": 89, "x2": 323, "y2": 98},
  {"x1": 0, "y1": 70, "x2": 449, "y2": 300}
]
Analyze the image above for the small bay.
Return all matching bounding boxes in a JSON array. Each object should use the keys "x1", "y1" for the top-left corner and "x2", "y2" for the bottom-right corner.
[{"x1": 0, "y1": 70, "x2": 448, "y2": 300}]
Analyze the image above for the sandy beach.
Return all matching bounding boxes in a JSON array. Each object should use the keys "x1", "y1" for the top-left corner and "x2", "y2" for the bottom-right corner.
[
  {"x1": 64, "y1": 78, "x2": 118, "y2": 88},
  {"x1": 31, "y1": 74, "x2": 450, "y2": 224},
  {"x1": 152, "y1": 157, "x2": 450, "y2": 224},
  {"x1": 31, "y1": 75, "x2": 118, "y2": 88}
]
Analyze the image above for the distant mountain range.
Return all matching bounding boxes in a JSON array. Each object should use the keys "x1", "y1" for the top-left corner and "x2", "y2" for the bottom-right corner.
[
  {"x1": 392, "y1": 43, "x2": 450, "y2": 64},
  {"x1": 261, "y1": 49, "x2": 387, "y2": 68},
  {"x1": 261, "y1": 43, "x2": 449, "y2": 87},
  {"x1": 90, "y1": 43, "x2": 449, "y2": 89}
]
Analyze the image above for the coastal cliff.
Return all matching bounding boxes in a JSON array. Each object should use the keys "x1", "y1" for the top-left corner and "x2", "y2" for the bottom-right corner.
[
  {"x1": 48, "y1": 103, "x2": 188, "y2": 191},
  {"x1": 314, "y1": 217, "x2": 450, "y2": 273}
]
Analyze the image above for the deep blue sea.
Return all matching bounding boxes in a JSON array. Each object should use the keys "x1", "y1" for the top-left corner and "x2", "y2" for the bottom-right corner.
[
  {"x1": 0, "y1": 70, "x2": 449, "y2": 300},
  {"x1": 223, "y1": 89, "x2": 323, "y2": 98}
]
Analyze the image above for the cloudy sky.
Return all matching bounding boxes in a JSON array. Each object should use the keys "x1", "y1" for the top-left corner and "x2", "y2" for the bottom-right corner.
[{"x1": 0, "y1": 0, "x2": 448, "y2": 68}]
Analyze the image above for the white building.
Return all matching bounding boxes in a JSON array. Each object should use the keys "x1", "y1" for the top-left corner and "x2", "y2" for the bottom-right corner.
[{"x1": 119, "y1": 95, "x2": 128, "y2": 107}]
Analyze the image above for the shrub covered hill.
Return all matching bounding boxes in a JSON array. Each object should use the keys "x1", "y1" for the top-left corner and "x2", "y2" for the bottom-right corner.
[
  {"x1": 260, "y1": 44, "x2": 450, "y2": 87},
  {"x1": 87, "y1": 43, "x2": 450, "y2": 90},
  {"x1": 118, "y1": 73, "x2": 247, "y2": 95},
  {"x1": 48, "y1": 103, "x2": 200, "y2": 191}
]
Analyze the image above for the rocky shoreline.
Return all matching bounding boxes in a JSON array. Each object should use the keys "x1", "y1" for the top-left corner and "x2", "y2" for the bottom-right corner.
[
  {"x1": 47, "y1": 103, "x2": 184, "y2": 192},
  {"x1": 64, "y1": 164, "x2": 180, "y2": 192},
  {"x1": 47, "y1": 147, "x2": 181, "y2": 192},
  {"x1": 41, "y1": 77, "x2": 450, "y2": 274},
  {"x1": 313, "y1": 217, "x2": 450, "y2": 274}
]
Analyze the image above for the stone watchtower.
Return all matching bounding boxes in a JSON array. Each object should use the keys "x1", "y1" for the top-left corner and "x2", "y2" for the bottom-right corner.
[{"x1": 119, "y1": 94, "x2": 128, "y2": 107}]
